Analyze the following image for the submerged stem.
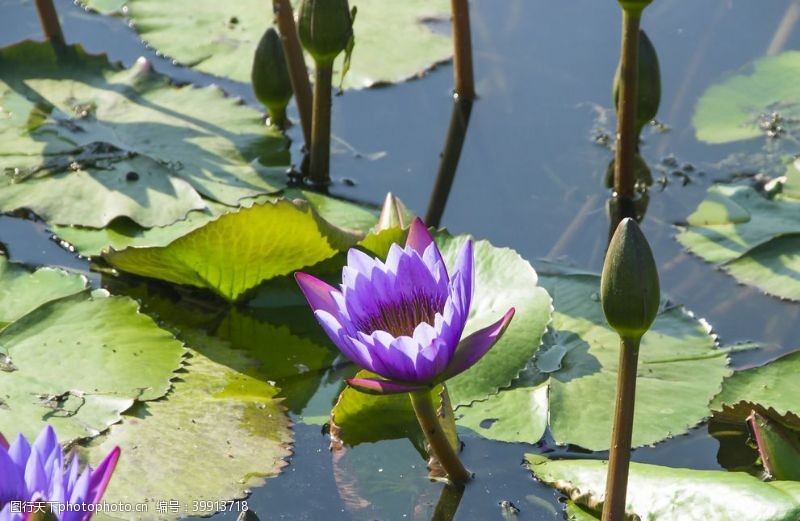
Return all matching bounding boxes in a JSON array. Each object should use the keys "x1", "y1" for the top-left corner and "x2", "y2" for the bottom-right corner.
[
  {"x1": 309, "y1": 61, "x2": 334, "y2": 185},
  {"x1": 410, "y1": 391, "x2": 471, "y2": 485},
  {"x1": 272, "y1": 0, "x2": 313, "y2": 145},
  {"x1": 613, "y1": 10, "x2": 642, "y2": 199},
  {"x1": 601, "y1": 335, "x2": 641, "y2": 521}
]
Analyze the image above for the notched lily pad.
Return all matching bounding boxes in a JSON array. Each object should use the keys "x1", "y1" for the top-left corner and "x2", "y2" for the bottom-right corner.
[
  {"x1": 82, "y1": 334, "x2": 292, "y2": 520},
  {"x1": 104, "y1": 198, "x2": 363, "y2": 302},
  {"x1": 0, "y1": 291, "x2": 186, "y2": 444},
  {"x1": 678, "y1": 171, "x2": 800, "y2": 301},
  {"x1": 0, "y1": 41, "x2": 287, "y2": 228},
  {"x1": 84, "y1": 0, "x2": 452, "y2": 89}
]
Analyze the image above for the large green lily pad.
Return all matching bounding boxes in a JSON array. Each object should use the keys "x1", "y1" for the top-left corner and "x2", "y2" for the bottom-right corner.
[
  {"x1": 676, "y1": 168, "x2": 800, "y2": 301},
  {"x1": 694, "y1": 51, "x2": 800, "y2": 144},
  {"x1": 83, "y1": 335, "x2": 292, "y2": 520},
  {"x1": 0, "y1": 255, "x2": 86, "y2": 326},
  {"x1": 0, "y1": 291, "x2": 185, "y2": 444},
  {"x1": 105, "y1": 198, "x2": 362, "y2": 301},
  {"x1": 525, "y1": 454, "x2": 800, "y2": 521},
  {"x1": 0, "y1": 41, "x2": 287, "y2": 228},
  {"x1": 82, "y1": 0, "x2": 452, "y2": 89},
  {"x1": 457, "y1": 263, "x2": 729, "y2": 451}
]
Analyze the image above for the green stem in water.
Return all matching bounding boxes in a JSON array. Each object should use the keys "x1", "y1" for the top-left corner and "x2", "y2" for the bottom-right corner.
[
  {"x1": 272, "y1": 0, "x2": 313, "y2": 145},
  {"x1": 613, "y1": 10, "x2": 642, "y2": 199},
  {"x1": 34, "y1": 0, "x2": 64, "y2": 43},
  {"x1": 410, "y1": 390, "x2": 471, "y2": 485},
  {"x1": 309, "y1": 60, "x2": 334, "y2": 185},
  {"x1": 450, "y1": 0, "x2": 475, "y2": 100},
  {"x1": 601, "y1": 335, "x2": 641, "y2": 521}
]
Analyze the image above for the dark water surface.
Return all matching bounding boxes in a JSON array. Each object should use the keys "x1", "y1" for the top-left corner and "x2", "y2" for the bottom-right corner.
[{"x1": 2, "y1": 0, "x2": 799, "y2": 519}]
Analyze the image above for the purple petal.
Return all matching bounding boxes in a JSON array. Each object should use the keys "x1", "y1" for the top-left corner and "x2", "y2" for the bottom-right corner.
[
  {"x1": 0, "y1": 447, "x2": 23, "y2": 506},
  {"x1": 23, "y1": 447, "x2": 47, "y2": 498},
  {"x1": 365, "y1": 333, "x2": 421, "y2": 382},
  {"x1": 295, "y1": 272, "x2": 341, "y2": 317},
  {"x1": 406, "y1": 218, "x2": 435, "y2": 256},
  {"x1": 0, "y1": 433, "x2": 8, "y2": 450},
  {"x1": 32, "y1": 426, "x2": 61, "y2": 478},
  {"x1": 8, "y1": 434, "x2": 31, "y2": 469},
  {"x1": 412, "y1": 322, "x2": 451, "y2": 379},
  {"x1": 449, "y1": 240, "x2": 474, "y2": 314},
  {"x1": 314, "y1": 310, "x2": 376, "y2": 372},
  {"x1": 346, "y1": 378, "x2": 427, "y2": 395},
  {"x1": 440, "y1": 308, "x2": 515, "y2": 381},
  {"x1": 87, "y1": 446, "x2": 120, "y2": 505}
]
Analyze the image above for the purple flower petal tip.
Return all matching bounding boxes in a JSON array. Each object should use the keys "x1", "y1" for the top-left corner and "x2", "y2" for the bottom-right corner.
[
  {"x1": 441, "y1": 308, "x2": 516, "y2": 380},
  {"x1": 0, "y1": 432, "x2": 8, "y2": 450},
  {"x1": 346, "y1": 378, "x2": 428, "y2": 395},
  {"x1": 406, "y1": 218, "x2": 435, "y2": 255},
  {"x1": 89, "y1": 446, "x2": 121, "y2": 502},
  {"x1": 295, "y1": 272, "x2": 339, "y2": 316}
]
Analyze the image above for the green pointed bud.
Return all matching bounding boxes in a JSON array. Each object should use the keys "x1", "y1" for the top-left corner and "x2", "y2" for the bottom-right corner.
[
  {"x1": 618, "y1": 0, "x2": 653, "y2": 14},
  {"x1": 601, "y1": 218, "x2": 660, "y2": 340},
  {"x1": 613, "y1": 30, "x2": 661, "y2": 137},
  {"x1": 252, "y1": 27, "x2": 293, "y2": 127},
  {"x1": 298, "y1": 0, "x2": 353, "y2": 64},
  {"x1": 376, "y1": 192, "x2": 413, "y2": 231},
  {"x1": 748, "y1": 410, "x2": 800, "y2": 481}
]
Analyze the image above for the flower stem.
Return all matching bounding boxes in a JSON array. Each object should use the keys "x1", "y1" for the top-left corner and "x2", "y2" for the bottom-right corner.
[
  {"x1": 309, "y1": 60, "x2": 334, "y2": 185},
  {"x1": 425, "y1": 97, "x2": 473, "y2": 227},
  {"x1": 410, "y1": 390, "x2": 471, "y2": 484},
  {"x1": 450, "y1": 0, "x2": 475, "y2": 100},
  {"x1": 601, "y1": 335, "x2": 641, "y2": 521},
  {"x1": 272, "y1": 0, "x2": 313, "y2": 146},
  {"x1": 35, "y1": 0, "x2": 64, "y2": 43},
  {"x1": 613, "y1": 9, "x2": 642, "y2": 199}
]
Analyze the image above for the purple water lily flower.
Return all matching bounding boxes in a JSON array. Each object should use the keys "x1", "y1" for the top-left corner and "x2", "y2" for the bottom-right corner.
[
  {"x1": 0, "y1": 425, "x2": 120, "y2": 521},
  {"x1": 295, "y1": 218, "x2": 515, "y2": 394}
]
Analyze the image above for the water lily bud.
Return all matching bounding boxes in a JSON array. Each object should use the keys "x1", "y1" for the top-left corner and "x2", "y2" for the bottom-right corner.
[
  {"x1": 613, "y1": 30, "x2": 661, "y2": 137},
  {"x1": 252, "y1": 27, "x2": 293, "y2": 125},
  {"x1": 618, "y1": 0, "x2": 653, "y2": 14},
  {"x1": 376, "y1": 192, "x2": 413, "y2": 231},
  {"x1": 601, "y1": 218, "x2": 660, "y2": 340},
  {"x1": 298, "y1": 0, "x2": 353, "y2": 64}
]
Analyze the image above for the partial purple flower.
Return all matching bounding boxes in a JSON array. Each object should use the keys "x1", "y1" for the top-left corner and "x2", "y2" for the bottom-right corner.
[
  {"x1": 0, "y1": 425, "x2": 120, "y2": 521},
  {"x1": 296, "y1": 218, "x2": 515, "y2": 393}
]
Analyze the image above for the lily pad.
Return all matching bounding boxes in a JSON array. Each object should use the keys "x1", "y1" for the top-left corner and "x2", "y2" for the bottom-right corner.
[
  {"x1": 711, "y1": 348, "x2": 800, "y2": 419},
  {"x1": 439, "y1": 235, "x2": 552, "y2": 407},
  {"x1": 0, "y1": 291, "x2": 185, "y2": 444},
  {"x1": 84, "y1": 0, "x2": 451, "y2": 89},
  {"x1": 457, "y1": 263, "x2": 729, "y2": 451},
  {"x1": 694, "y1": 51, "x2": 800, "y2": 144},
  {"x1": 525, "y1": 454, "x2": 800, "y2": 521},
  {"x1": 104, "y1": 198, "x2": 362, "y2": 301},
  {"x1": 0, "y1": 41, "x2": 287, "y2": 228},
  {"x1": 53, "y1": 190, "x2": 378, "y2": 257},
  {"x1": 676, "y1": 170, "x2": 800, "y2": 301},
  {"x1": 0, "y1": 255, "x2": 86, "y2": 326},
  {"x1": 82, "y1": 334, "x2": 292, "y2": 519}
]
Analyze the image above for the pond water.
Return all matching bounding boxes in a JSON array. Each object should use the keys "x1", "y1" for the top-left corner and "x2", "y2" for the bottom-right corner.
[{"x1": 2, "y1": 0, "x2": 799, "y2": 519}]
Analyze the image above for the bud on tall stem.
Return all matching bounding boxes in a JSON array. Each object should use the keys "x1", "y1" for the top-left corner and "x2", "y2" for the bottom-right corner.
[
  {"x1": 600, "y1": 218, "x2": 659, "y2": 521},
  {"x1": 252, "y1": 27, "x2": 293, "y2": 129},
  {"x1": 298, "y1": 0, "x2": 353, "y2": 185}
]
